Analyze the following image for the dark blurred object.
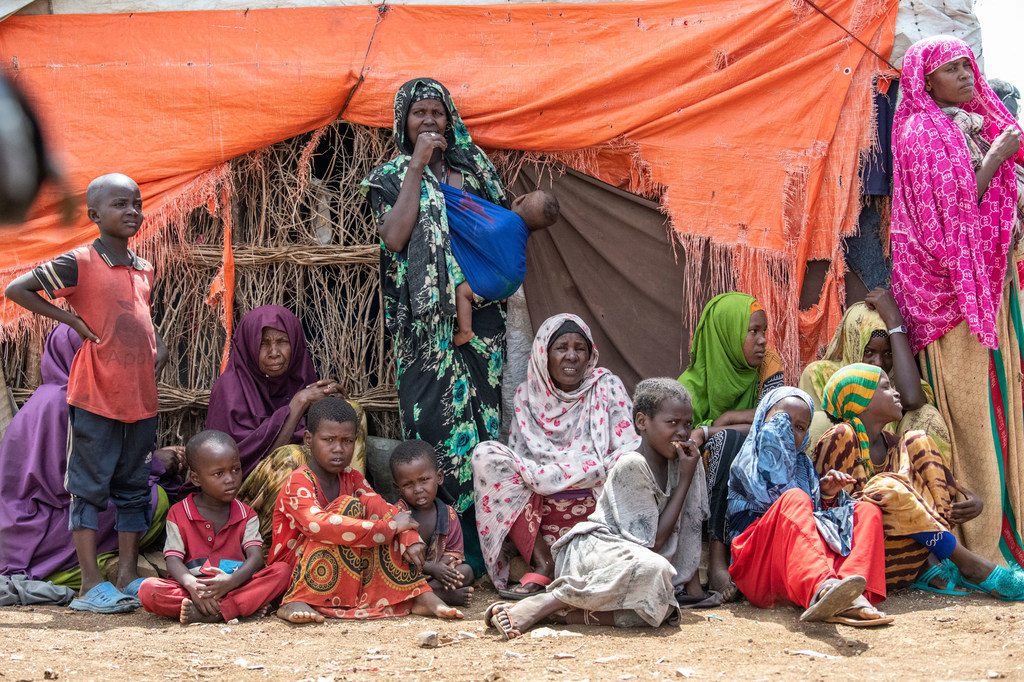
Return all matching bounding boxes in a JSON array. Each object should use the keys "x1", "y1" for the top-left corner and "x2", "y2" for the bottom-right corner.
[
  {"x1": 0, "y1": 72, "x2": 57, "y2": 224},
  {"x1": 989, "y1": 78, "x2": 1020, "y2": 119}
]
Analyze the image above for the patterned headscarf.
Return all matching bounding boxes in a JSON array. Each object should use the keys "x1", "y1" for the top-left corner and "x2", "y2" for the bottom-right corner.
[
  {"x1": 361, "y1": 78, "x2": 507, "y2": 332},
  {"x1": 678, "y1": 292, "x2": 762, "y2": 426},
  {"x1": 891, "y1": 36, "x2": 1024, "y2": 353},
  {"x1": 727, "y1": 386, "x2": 855, "y2": 555},
  {"x1": 821, "y1": 363, "x2": 883, "y2": 476}
]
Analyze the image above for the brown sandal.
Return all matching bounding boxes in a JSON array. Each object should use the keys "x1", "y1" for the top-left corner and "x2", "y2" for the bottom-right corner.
[{"x1": 484, "y1": 601, "x2": 522, "y2": 640}]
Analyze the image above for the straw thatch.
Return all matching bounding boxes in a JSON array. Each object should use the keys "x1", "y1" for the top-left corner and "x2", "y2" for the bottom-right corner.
[{"x1": 2, "y1": 122, "x2": 404, "y2": 444}]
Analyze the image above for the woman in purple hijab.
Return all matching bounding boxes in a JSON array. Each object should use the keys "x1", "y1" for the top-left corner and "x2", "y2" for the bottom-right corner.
[
  {"x1": 0, "y1": 324, "x2": 180, "y2": 587},
  {"x1": 208, "y1": 306, "x2": 365, "y2": 541}
]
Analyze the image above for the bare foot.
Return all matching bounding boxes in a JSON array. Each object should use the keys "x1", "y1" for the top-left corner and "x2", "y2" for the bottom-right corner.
[
  {"x1": 434, "y1": 586, "x2": 474, "y2": 607},
  {"x1": 707, "y1": 564, "x2": 738, "y2": 602},
  {"x1": 410, "y1": 592, "x2": 463, "y2": 619},
  {"x1": 277, "y1": 601, "x2": 325, "y2": 624},
  {"x1": 253, "y1": 603, "x2": 272, "y2": 619},
  {"x1": 180, "y1": 598, "x2": 221, "y2": 624},
  {"x1": 454, "y1": 329, "x2": 476, "y2": 346}
]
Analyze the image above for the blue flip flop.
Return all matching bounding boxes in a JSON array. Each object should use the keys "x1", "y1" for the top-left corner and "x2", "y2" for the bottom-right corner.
[
  {"x1": 959, "y1": 565, "x2": 1024, "y2": 601},
  {"x1": 910, "y1": 562, "x2": 968, "y2": 595},
  {"x1": 121, "y1": 578, "x2": 146, "y2": 599},
  {"x1": 68, "y1": 581, "x2": 139, "y2": 614}
]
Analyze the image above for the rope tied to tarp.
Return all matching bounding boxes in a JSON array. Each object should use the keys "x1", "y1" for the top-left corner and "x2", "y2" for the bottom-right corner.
[{"x1": 339, "y1": 2, "x2": 390, "y2": 119}]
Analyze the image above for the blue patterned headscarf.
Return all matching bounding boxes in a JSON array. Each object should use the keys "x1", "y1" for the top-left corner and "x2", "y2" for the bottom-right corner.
[{"x1": 727, "y1": 386, "x2": 856, "y2": 555}]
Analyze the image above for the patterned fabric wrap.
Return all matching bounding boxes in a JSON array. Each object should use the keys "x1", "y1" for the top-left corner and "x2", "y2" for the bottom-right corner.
[
  {"x1": 821, "y1": 363, "x2": 883, "y2": 476},
  {"x1": 678, "y1": 292, "x2": 762, "y2": 427},
  {"x1": 361, "y1": 78, "x2": 508, "y2": 511},
  {"x1": 891, "y1": 35, "x2": 1024, "y2": 353},
  {"x1": 727, "y1": 387, "x2": 856, "y2": 555},
  {"x1": 812, "y1": 425, "x2": 955, "y2": 588},
  {"x1": 471, "y1": 313, "x2": 641, "y2": 588},
  {"x1": 271, "y1": 466, "x2": 427, "y2": 619}
]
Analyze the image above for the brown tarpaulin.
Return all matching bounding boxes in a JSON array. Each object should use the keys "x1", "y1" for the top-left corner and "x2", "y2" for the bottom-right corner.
[{"x1": 513, "y1": 166, "x2": 724, "y2": 392}]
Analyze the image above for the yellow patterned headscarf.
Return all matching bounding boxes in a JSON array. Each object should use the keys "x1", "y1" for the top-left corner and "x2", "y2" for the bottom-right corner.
[{"x1": 821, "y1": 363, "x2": 882, "y2": 475}]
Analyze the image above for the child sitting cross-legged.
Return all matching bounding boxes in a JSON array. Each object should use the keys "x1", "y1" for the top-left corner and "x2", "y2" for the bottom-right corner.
[
  {"x1": 269, "y1": 397, "x2": 463, "y2": 623},
  {"x1": 485, "y1": 378, "x2": 712, "y2": 639},
  {"x1": 390, "y1": 440, "x2": 474, "y2": 607},
  {"x1": 138, "y1": 430, "x2": 292, "y2": 623}
]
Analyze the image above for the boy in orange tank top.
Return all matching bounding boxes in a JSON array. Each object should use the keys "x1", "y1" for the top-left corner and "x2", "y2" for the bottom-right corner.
[{"x1": 6, "y1": 173, "x2": 168, "y2": 613}]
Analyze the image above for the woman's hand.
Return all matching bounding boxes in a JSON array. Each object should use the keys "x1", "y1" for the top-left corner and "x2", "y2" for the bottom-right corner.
[
  {"x1": 864, "y1": 288, "x2": 905, "y2": 329},
  {"x1": 950, "y1": 481, "x2": 984, "y2": 524},
  {"x1": 403, "y1": 542, "x2": 426, "y2": 571},
  {"x1": 410, "y1": 131, "x2": 447, "y2": 171},
  {"x1": 988, "y1": 126, "x2": 1023, "y2": 165},
  {"x1": 289, "y1": 378, "x2": 345, "y2": 414},
  {"x1": 154, "y1": 446, "x2": 186, "y2": 477},
  {"x1": 820, "y1": 469, "x2": 855, "y2": 498}
]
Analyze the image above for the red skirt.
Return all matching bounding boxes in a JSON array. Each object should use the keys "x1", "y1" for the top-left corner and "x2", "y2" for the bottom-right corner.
[
  {"x1": 509, "y1": 489, "x2": 596, "y2": 561},
  {"x1": 729, "y1": 488, "x2": 886, "y2": 609}
]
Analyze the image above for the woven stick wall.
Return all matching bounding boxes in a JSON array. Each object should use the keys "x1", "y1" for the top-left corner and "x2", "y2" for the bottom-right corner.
[{"x1": 2, "y1": 122, "x2": 405, "y2": 445}]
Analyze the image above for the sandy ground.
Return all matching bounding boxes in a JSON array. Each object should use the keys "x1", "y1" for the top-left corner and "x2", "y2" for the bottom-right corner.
[{"x1": 1, "y1": 584, "x2": 1022, "y2": 682}]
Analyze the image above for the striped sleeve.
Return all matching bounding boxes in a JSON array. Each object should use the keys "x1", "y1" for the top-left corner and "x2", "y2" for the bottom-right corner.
[
  {"x1": 163, "y1": 517, "x2": 186, "y2": 560},
  {"x1": 32, "y1": 251, "x2": 79, "y2": 299},
  {"x1": 241, "y1": 513, "x2": 263, "y2": 552}
]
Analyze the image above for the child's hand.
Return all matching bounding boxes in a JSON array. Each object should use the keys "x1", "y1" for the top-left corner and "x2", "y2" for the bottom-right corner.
[
  {"x1": 392, "y1": 510, "x2": 419, "y2": 534},
  {"x1": 195, "y1": 567, "x2": 237, "y2": 600},
  {"x1": 950, "y1": 481, "x2": 984, "y2": 524},
  {"x1": 424, "y1": 560, "x2": 464, "y2": 589},
  {"x1": 673, "y1": 440, "x2": 701, "y2": 473},
  {"x1": 69, "y1": 316, "x2": 99, "y2": 343},
  {"x1": 403, "y1": 542, "x2": 426, "y2": 570},
  {"x1": 182, "y1": 575, "x2": 221, "y2": 616},
  {"x1": 820, "y1": 469, "x2": 855, "y2": 497}
]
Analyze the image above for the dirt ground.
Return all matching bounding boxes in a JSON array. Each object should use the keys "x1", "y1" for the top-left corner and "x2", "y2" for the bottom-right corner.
[{"x1": 1, "y1": 583, "x2": 1021, "y2": 682}]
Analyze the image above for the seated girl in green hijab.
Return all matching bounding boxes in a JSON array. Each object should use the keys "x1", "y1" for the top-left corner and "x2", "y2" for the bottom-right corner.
[{"x1": 678, "y1": 292, "x2": 784, "y2": 601}]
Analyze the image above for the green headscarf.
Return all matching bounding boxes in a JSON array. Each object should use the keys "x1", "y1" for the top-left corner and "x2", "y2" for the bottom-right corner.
[
  {"x1": 678, "y1": 292, "x2": 761, "y2": 427},
  {"x1": 821, "y1": 362, "x2": 882, "y2": 476}
]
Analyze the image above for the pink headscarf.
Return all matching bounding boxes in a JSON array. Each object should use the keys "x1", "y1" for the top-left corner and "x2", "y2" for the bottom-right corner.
[{"x1": 891, "y1": 35, "x2": 1023, "y2": 353}]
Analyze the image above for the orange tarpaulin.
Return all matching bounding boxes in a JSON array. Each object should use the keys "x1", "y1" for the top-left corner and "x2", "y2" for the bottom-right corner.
[{"x1": 0, "y1": 0, "x2": 898, "y2": 368}]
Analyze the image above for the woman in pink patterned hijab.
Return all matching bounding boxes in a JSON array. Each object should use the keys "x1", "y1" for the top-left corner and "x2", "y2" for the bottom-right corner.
[{"x1": 891, "y1": 35, "x2": 1024, "y2": 571}]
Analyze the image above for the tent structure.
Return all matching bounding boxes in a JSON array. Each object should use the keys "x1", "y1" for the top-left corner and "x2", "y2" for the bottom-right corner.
[{"x1": 0, "y1": 0, "x2": 900, "y2": 437}]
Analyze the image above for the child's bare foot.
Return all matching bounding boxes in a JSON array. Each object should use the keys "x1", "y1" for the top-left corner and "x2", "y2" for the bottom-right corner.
[
  {"x1": 708, "y1": 557, "x2": 738, "y2": 602},
  {"x1": 180, "y1": 598, "x2": 221, "y2": 624},
  {"x1": 277, "y1": 601, "x2": 325, "y2": 624},
  {"x1": 454, "y1": 329, "x2": 476, "y2": 346},
  {"x1": 410, "y1": 592, "x2": 463, "y2": 619},
  {"x1": 253, "y1": 603, "x2": 272, "y2": 618},
  {"x1": 434, "y1": 585, "x2": 474, "y2": 607}
]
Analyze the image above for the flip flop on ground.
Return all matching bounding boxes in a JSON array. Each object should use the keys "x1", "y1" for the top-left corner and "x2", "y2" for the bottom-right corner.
[
  {"x1": 120, "y1": 577, "x2": 147, "y2": 599},
  {"x1": 496, "y1": 572, "x2": 551, "y2": 601},
  {"x1": 485, "y1": 601, "x2": 521, "y2": 640},
  {"x1": 68, "y1": 582, "x2": 139, "y2": 614},
  {"x1": 799, "y1": 575, "x2": 866, "y2": 622}
]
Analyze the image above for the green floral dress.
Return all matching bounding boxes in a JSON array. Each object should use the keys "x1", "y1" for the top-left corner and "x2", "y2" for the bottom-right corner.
[{"x1": 361, "y1": 78, "x2": 506, "y2": 512}]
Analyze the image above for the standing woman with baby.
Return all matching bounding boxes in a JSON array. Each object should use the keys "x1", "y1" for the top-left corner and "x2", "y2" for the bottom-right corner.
[
  {"x1": 361, "y1": 78, "x2": 509, "y2": 574},
  {"x1": 890, "y1": 36, "x2": 1024, "y2": 569}
]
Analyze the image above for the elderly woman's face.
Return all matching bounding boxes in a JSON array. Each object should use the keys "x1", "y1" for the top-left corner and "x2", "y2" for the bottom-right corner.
[
  {"x1": 548, "y1": 332, "x2": 590, "y2": 392},
  {"x1": 258, "y1": 326, "x2": 291, "y2": 377},
  {"x1": 926, "y1": 57, "x2": 975, "y2": 108},
  {"x1": 406, "y1": 98, "x2": 448, "y2": 146}
]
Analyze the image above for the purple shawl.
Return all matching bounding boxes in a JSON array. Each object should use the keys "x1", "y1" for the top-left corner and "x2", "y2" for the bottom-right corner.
[
  {"x1": 0, "y1": 324, "x2": 163, "y2": 579},
  {"x1": 205, "y1": 306, "x2": 318, "y2": 475}
]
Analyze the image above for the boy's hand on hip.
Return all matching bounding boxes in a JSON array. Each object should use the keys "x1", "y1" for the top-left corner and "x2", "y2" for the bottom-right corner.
[{"x1": 70, "y1": 316, "x2": 99, "y2": 343}]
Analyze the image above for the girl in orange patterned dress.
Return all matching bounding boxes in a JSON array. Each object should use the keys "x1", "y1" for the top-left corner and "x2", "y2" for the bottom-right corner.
[{"x1": 268, "y1": 398, "x2": 462, "y2": 623}]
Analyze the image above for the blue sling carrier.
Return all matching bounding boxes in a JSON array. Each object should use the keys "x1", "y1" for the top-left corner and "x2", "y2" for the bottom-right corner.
[{"x1": 440, "y1": 182, "x2": 528, "y2": 301}]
